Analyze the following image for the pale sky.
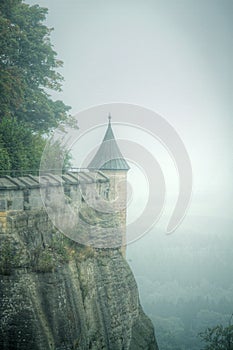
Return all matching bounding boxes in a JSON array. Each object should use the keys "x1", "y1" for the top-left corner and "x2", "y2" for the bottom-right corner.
[{"x1": 25, "y1": 0, "x2": 233, "y2": 225}]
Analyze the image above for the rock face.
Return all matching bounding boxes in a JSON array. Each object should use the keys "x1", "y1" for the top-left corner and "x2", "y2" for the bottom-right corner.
[
  {"x1": 0, "y1": 247, "x2": 158, "y2": 349},
  {"x1": 0, "y1": 170, "x2": 158, "y2": 348}
]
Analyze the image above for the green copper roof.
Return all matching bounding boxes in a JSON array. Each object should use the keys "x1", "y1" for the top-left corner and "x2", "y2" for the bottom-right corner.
[{"x1": 88, "y1": 115, "x2": 130, "y2": 171}]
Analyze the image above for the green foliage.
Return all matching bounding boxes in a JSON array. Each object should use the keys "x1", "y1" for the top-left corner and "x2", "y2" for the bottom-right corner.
[
  {"x1": 40, "y1": 138, "x2": 72, "y2": 174},
  {"x1": 0, "y1": 117, "x2": 46, "y2": 174},
  {"x1": 33, "y1": 247, "x2": 54, "y2": 273},
  {"x1": 199, "y1": 322, "x2": 233, "y2": 350},
  {"x1": 31, "y1": 235, "x2": 71, "y2": 273},
  {"x1": 0, "y1": 0, "x2": 71, "y2": 132},
  {"x1": 0, "y1": 134, "x2": 11, "y2": 171},
  {"x1": 0, "y1": 237, "x2": 21, "y2": 275},
  {"x1": 50, "y1": 234, "x2": 70, "y2": 263},
  {"x1": 0, "y1": 117, "x2": 72, "y2": 175},
  {"x1": 0, "y1": 0, "x2": 76, "y2": 174},
  {"x1": 75, "y1": 245, "x2": 95, "y2": 263}
]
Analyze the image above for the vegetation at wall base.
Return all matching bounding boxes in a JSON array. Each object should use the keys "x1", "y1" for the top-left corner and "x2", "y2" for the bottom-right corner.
[{"x1": 0, "y1": 237, "x2": 21, "y2": 275}]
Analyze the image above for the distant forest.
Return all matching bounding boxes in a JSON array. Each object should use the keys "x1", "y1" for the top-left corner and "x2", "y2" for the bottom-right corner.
[{"x1": 128, "y1": 216, "x2": 233, "y2": 349}]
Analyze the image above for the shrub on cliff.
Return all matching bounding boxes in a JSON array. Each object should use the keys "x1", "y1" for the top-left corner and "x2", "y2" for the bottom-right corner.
[
  {"x1": 0, "y1": 238, "x2": 21, "y2": 275},
  {"x1": 199, "y1": 320, "x2": 233, "y2": 349},
  {"x1": 31, "y1": 235, "x2": 71, "y2": 273},
  {"x1": 33, "y1": 248, "x2": 55, "y2": 273}
]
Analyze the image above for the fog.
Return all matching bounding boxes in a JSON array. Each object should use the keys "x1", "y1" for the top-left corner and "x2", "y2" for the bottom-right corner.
[
  {"x1": 26, "y1": 0, "x2": 232, "y2": 217},
  {"x1": 26, "y1": 0, "x2": 232, "y2": 348},
  {"x1": 126, "y1": 215, "x2": 233, "y2": 349}
]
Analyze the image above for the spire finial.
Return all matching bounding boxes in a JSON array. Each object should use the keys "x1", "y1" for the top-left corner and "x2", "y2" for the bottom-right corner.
[{"x1": 108, "y1": 113, "x2": 112, "y2": 124}]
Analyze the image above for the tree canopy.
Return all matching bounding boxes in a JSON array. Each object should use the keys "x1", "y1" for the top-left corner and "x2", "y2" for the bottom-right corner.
[
  {"x1": 0, "y1": 0, "x2": 70, "y2": 132},
  {"x1": 0, "y1": 0, "x2": 73, "y2": 174}
]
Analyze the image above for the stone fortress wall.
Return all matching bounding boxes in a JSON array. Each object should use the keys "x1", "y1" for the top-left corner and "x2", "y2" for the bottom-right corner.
[
  {"x1": 0, "y1": 171, "x2": 127, "y2": 251},
  {"x1": 0, "y1": 171, "x2": 109, "y2": 233}
]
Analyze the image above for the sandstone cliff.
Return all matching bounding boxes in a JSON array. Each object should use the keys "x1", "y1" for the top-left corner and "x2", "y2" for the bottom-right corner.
[{"x1": 0, "y1": 215, "x2": 158, "y2": 349}]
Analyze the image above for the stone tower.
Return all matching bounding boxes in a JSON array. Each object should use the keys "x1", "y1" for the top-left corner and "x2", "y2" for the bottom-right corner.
[{"x1": 88, "y1": 115, "x2": 130, "y2": 252}]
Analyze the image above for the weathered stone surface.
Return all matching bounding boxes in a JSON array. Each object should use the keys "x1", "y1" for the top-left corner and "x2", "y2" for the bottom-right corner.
[
  {"x1": 0, "y1": 171, "x2": 158, "y2": 349},
  {"x1": 0, "y1": 249, "x2": 158, "y2": 349}
]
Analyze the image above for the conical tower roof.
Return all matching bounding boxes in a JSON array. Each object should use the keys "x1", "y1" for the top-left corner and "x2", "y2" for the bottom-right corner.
[{"x1": 88, "y1": 115, "x2": 130, "y2": 171}]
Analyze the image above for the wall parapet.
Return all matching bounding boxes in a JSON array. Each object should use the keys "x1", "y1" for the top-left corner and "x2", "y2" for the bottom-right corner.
[
  {"x1": 0, "y1": 171, "x2": 109, "y2": 213},
  {"x1": 0, "y1": 171, "x2": 126, "y2": 251}
]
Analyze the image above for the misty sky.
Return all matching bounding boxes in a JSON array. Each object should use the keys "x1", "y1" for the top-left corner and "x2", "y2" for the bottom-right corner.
[{"x1": 25, "y1": 0, "x2": 232, "y2": 228}]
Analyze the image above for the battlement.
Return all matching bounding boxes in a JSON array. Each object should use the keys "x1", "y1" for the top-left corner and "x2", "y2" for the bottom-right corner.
[
  {"x1": 0, "y1": 171, "x2": 109, "y2": 212},
  {"x1": 0, "y1": 171, "x2": 126, "y2": 251}
]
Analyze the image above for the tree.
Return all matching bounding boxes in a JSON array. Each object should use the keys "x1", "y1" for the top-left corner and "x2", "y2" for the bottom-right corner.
[
  {"x1": 0, "y1": 0, "x2": 75, "y2": 174},
  {"x1": 199, "y1": 318, "x2": 233, "y2": 350},
  {"x1": 0, "y1": 134, "x2": 11, "y2": 171},
  {"x1": 0, "y1": 117, "x2": 72, "y2": 175},
  {"x1": 0, "y1": 117, "x2": 46, "y2": 175},
  {"x1": 40, "y1": 138, "x2": 72, "y2": 174},
  {"x1": 0, "y1": 0, "x2": 71, "y2": 132}
]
